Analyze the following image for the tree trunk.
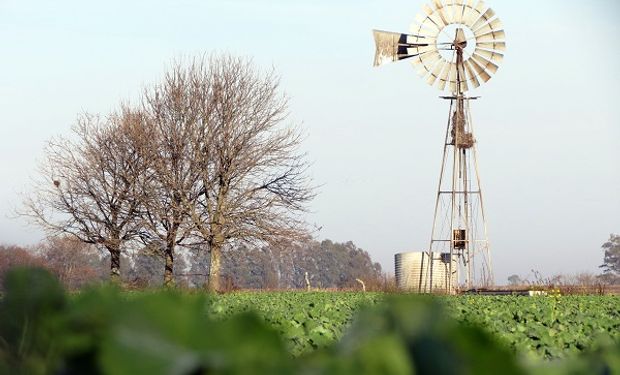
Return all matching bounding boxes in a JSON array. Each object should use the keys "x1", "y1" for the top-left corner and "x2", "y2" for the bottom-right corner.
[
  {"x1": 108, "y1": 245, "x2": 121, "y2": 283},
  {"x1": 207, "y1": 241, "x2": 222, "y2": 292},
  {"x1": 163, "y1": 245, "x2": 175, "y2": 288}
]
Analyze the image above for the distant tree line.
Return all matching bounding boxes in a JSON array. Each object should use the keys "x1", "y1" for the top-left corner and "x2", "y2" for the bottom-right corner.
[
  {"x1": 506, "y1": 233, "x2": 620, "y2": 286},
  {"x1": 0, "y1": 237, "x2": 383, "y2": 291},
  {"x1": 189, "y1": 239, "x2": 383, "y2": 290},
  {"x1": 0, "y1": 238, "x2": 105, "y2": 291}
]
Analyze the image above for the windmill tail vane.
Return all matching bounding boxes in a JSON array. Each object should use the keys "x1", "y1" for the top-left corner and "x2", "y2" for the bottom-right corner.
[{"x1": 374, "y1": 0, "x2": 505, "y2": 293}]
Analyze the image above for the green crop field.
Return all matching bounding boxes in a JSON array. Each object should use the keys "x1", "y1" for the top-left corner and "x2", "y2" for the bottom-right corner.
[
  {"x1": 207, "y1": 292, "x2": 383, "y2": 356},
  {"x1": 1, "y1": 268, "x2": 619, "y2": 374},
  {"x1": 448, "y1": 295, "x2": 620, "y2": 360},
  {"x1": 206, "y1": 292, "x2": 620, "y2": 360}
]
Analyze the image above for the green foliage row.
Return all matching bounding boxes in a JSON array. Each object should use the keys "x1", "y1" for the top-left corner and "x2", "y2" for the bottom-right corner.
[
  {"x1": 1, "y1": 267, "x2": 619, "y2": 375},
  {"x1": 206, "y1": 292, "x2": 383, "y2": 356},
  {"x1": 448, "y1": 295, "x2": 620, "y2": 360},
  {"x1": 206, "y1": 292, "x2": 620, "y2": 360}
]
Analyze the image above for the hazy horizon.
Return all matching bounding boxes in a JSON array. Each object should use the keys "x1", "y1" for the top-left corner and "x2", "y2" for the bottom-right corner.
[{"x1": 1, "y1": 0, "x2": 618, "y2": 285}]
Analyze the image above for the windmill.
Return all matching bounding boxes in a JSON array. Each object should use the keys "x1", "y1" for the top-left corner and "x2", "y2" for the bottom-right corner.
[{"x1": 373, "y1": 0, "x2": 505, "y2": 293}]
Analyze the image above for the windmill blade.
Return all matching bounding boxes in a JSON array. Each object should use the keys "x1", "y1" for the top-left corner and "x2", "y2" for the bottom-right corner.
[
  {"x1": 466, "y1": 58, "x2": 491, "y2": 82},
  {"x1": 433, "y1": 0, "x2": 450, "y2": 23},
  {"x1": 407, "y1": 44, "x2": 436, "y2": 56},
  {"x1": 420, "y1": 21, "x2": 442, "y2": 36},
  {"x1": 427, "y1": 13, "x2": 447, "y2": 30},
  {"x1": 411, "y1": 23, "x2": 440, "y2": 38},
  {"x1": 414, "y1": 14, "x2": 439, "y2": 34},
  {"x1": 417, "y1": 35, "x2": 437, "y2": 45},
  {"x1": 424, "y1": 2, "x2": 448, "y2": 29},
  {"x1": 445, "y1": 0, "x2": 458, "y2": 24},
  {"x1": 476, "y1": 41, "x2": 506, "y2": 51},
  {"x1": 413, "y1": 14, "x2": 441, "y2": 34},
  {"x1": 437, "y1": 62, "x2": 454, "y2": 90},
  {"x1": 422, "y1": 50, "x2": 443, "y2": 65},
  {"x1": 459, "y1": 74, "x2": 470, "y2": 92},
  {"x1": 423, "y1": 3, "x2": 435, "y2": 15},
  {"x1": 452, "y1": 76, "x2": 469, "y2": 92},
  {"x1": 450, "y1": 68, "x2": 470, "y2": 93},
  {"x1": 464, "y1": 59, "x2": 481, "y2": 88},
  {"x1": 461, "y1": 1, "x2": 478, "y2": 27},
  {"x1": 415, "y1": 58, "x2": 441, "y2": 78},
  {"x1": 448, "y1": 63, "x2": 457, "y2": 84},
  {"x1": 476, "y1": 29, "x2": 505, "y2": 44},
  {"x1": 478, "y1": 68, "x2": 492, "y2": 83},
  {"x1": 466, "y1": 56, "x2": 485, "y2": 75},
  {"x1": 474, "y1": 48, "x2": 503, "y2": 64},
  {"x1": 474, "y1": 17, "x2": 502, "y2": 36},
  {"x1": 442, "y1": 0, "x2": 453, "y2": 24},
  {"x1": 471, "y1": 52, "x2": 499, "y2": 74},
  {"x1": 447, "y1": 63, "x2": 458, "y2": 92},
  {"x1": 452, "y1": 0, "x2": 466, "y2": 24},
  {"x1": 471, "y1": 7, "x2": 496, "y2": 31},
  {"x1": 473, "y1": 1, "x2": 487, "y2": 17},
  {"x1": 427, "y1": 59, "x2": 448, "y2": 86},
  {"x1": 457, "y1": 60, "x2": 467, "y2": 81},
  {"x1": 412, "y1": 51, "x2": 443, "y2": 77},
  {"x1": 449, "y1": 80, "x2": 457, "y2": 93},
  {"x1": 452, "y1": 0, "x2": 464, "y2": 24},
  {"x1": 432, "y1": 0, "x2": 444, "y2": 10},
  {"x1": 464, "y1": 0, "x2": 487, "y2": 28},
  {"x1": 457, "y1": 61, "x2": 469, "y2": 90},
  {"x1": 373, "y1": 29, "x2": 433, "y2": 67},
  {"x1": 432, "y1": 0, "x2": 451, "y2": 25}
]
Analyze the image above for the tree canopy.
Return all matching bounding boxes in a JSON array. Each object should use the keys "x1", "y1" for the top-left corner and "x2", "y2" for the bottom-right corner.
[{"x1": 600, "y1": 234, "x2": 620, "y2": 284}]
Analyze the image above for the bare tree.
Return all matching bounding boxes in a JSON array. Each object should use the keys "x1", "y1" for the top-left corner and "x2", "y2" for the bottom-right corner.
[
  {"x1": 176, "y1": 55, "x2": 314, "y2": 291},
  {"x1": 139, "y1": 65, "x2": 205, "y2": 287},
  {"x1": 24, "y1": 54, "x2": 314, "y2": 290},
  {"x1": 22, "y1": 108, "x2": 150, "y2": 281}
]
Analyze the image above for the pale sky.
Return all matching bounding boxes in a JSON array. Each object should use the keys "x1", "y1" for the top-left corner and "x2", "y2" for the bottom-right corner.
[{"x1": 1, "y1": 0, "x2": 619, "y2": 284}]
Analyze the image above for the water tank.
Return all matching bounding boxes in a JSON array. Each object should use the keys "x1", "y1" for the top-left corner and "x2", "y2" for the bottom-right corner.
[{"x1": 395, "y1": 252, "x2": 456, "y2": 294}]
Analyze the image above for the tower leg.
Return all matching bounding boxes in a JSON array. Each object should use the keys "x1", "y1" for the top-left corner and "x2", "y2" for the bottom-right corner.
[{"x1": 427, "y1": 96, "x2": 492, "y2": 293}]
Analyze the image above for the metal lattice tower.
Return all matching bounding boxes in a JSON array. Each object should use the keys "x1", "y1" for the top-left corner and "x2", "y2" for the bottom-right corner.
[{"x1": 373, "y1": 0, "x2": 505, "y2": 292}]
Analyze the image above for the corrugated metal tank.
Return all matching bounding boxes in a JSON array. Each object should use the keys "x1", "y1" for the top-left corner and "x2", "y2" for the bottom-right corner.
[{"x1": 395, "y1": 252, "x2": 456, "y2": 293}]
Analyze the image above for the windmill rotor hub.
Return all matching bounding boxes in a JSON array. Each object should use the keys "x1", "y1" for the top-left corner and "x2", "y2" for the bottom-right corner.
[
  {"x1": 453, "y1": 28, "x2": 468, "y2": 50},
  {"x1": 435, "y1": 24, "x2": 475, "y2": 66}
]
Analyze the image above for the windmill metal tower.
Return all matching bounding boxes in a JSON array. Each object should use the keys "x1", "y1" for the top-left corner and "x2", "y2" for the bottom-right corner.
[{"x1": 373, "y1": 0, "x2": 505, "y2": 292}]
